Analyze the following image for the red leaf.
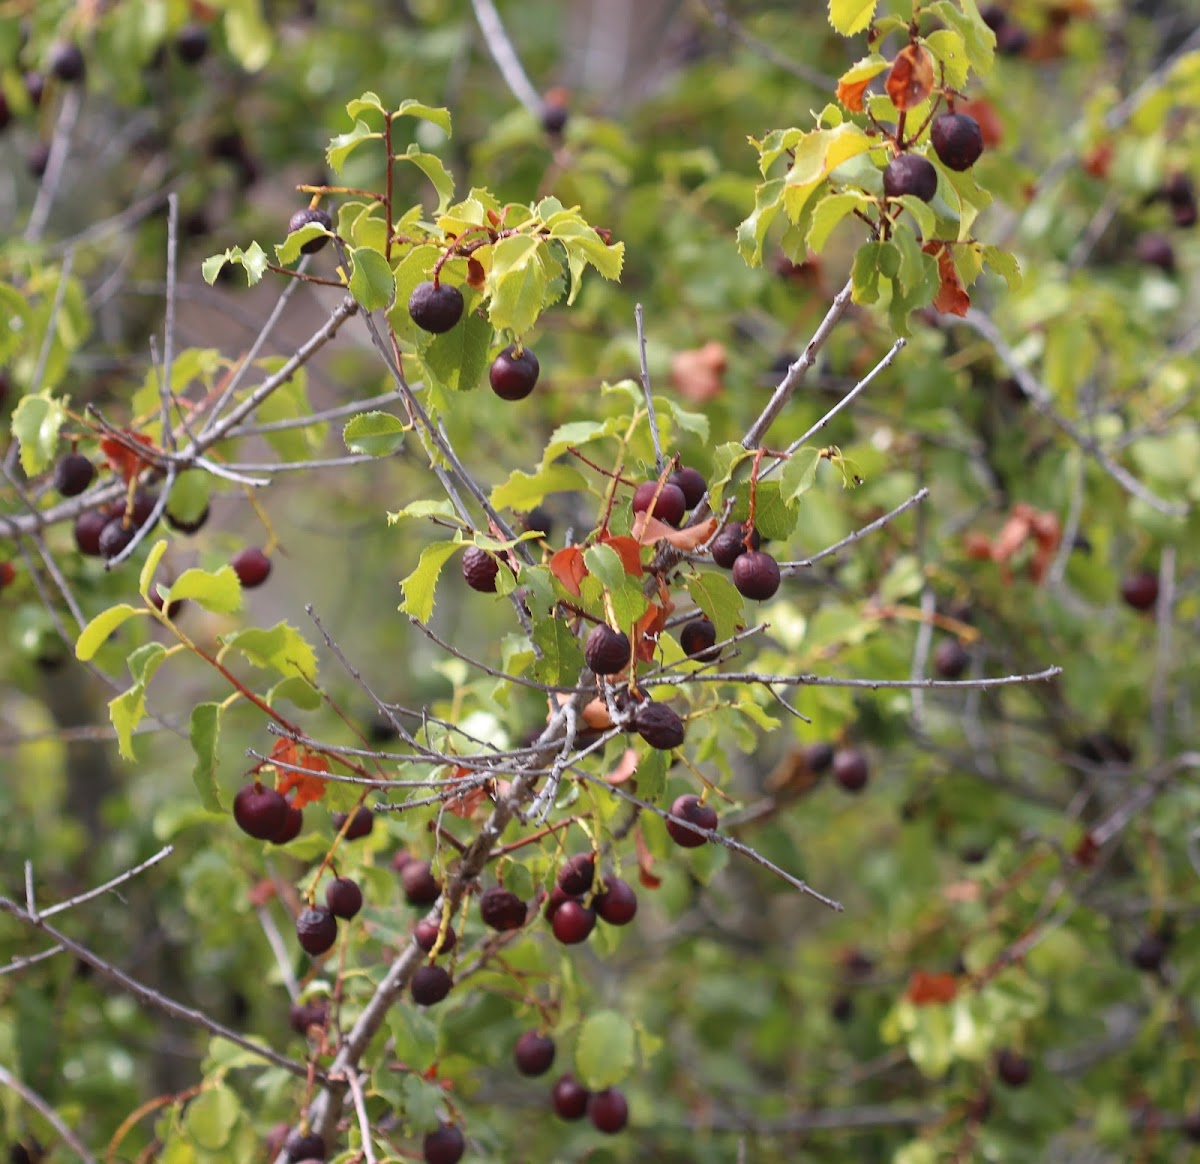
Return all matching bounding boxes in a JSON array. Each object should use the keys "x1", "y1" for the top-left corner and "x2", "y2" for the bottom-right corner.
[
  {"x1": 923, "y1": 243, "x2": 970, "y2": 318},
  {"x1": 598, "y1": 534, "x2": 644, "y2": 577},
  {"x1": 272, "y1": 738, "x2": 330, "y2": 808},
  {"x1": 906, "y1": 970, "x2": 958, "y2": 1006},
  {"x1": 635, "y1": 826, "x2": 662, "y2": 889},
  {"x1": 444, "y1": 764, "x2": 489, "y2": 818},
  {"x1": 101, "y1": 431, "x2": 158, "y2": 483},
  {"x1": 886, "y1": 45, "x2": 934, "y2": 111},
  {"x1": 549, "y1": 546, "x2": 588, "y2": 596}
]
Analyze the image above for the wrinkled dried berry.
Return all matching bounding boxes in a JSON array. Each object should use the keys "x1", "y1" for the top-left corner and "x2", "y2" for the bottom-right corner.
[
  {"x1": 585, "y1": 625, "x2": 630, "y2": 675},
  {"x1": 633, "y1": 701, "x2": 686, "y2": 750},
  {"x1": 462, "y1": 546, "x2": 501, "y2": 592},
  {"x1": 479, "y1": 886, "x2": 526, "y2": 931}
]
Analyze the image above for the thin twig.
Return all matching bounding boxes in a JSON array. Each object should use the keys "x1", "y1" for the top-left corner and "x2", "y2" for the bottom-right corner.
[
  {"x1": 651, "y1": 665, "x2": 1063, "y2": 691},
  {"x1": 41, "y1": 846, "x2": 175, "y2": 920},
  {"x1": 24, "y1": 87, "x2": 83, "y2": 243},
  {"x1": 1151, "y1": 546, "x2": 1177, "y2": 761},
  {"x1": 0, "y1": 1063, "x2": 97, "y2": 1164},
  {"x1": 780, "y1": 489, "x2": 929, "y2": 572},
  {"x1": 635, "y1": 303, "x2": 664, "y2": 474},
  {"x1": 469, "y1": 0, "x2": 543, "y2": 115}
]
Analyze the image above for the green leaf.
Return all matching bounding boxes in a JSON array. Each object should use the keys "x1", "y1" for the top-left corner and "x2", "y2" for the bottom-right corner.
[
  {"x1": 343, "y1": 411, "x2": 407, "y2": 456},
  {"x1": 685, "y1": 572, "x2": 744, "y2": 642},
  {"x1": 420, "y1": 308, "x2": 493, "y2": 393},
  {"x1": 182, "y1": 1085, "x2": 240, "y2": 1151},
  {"x1": 126, "y1": 642, "x2": 168, "y2": 687},
  {"x1": 168, "y1": 566, "x2": 243, "y2": 614},
  {"x1": 490, "y1": 463, "x2": 589, "y2": 512},
  {"x1": 575, "y1": 1009, "x2": 636, "y2": 1090},
  {"x1": 780, "y1": 447, "x2": 822, "y2": 502},
  {"x1": 807, "y1": 191, "x2": 872, "y2": 252},
  {"x1": 11, "y1": 394, "x2": 67, "y2": 476},
  {"x1": 348, "y1": 245, "x2": 396, "y2": 312},
  {"x1": 924, "y1": 29, "x2": 970, "y2": 91},
  {"x1": 894, "y1": 193, "x2": 937, "y2": 241},
  {"x1": 982, "y1": 245, "x2": 1023, "y2": 289},
  {"x1": 926, "y1": 1, "x2": 995, "y2": 75},
  {"x1": 109, "y1": 684, "x2": 147, "y2": 761},
  {"x1": 851, "y1": 241, "x2": 884, "y2": 304},
  {"x1": 737, "y1": 177, "x2": 785, "y2": 266},
  {"x1": 346, "y1": 91, "x2": 386, "y2": 120},
  {"x1": 393, "y1": 99, "x2": 452, "y2": 136},
  {"x1": 275, "y1": 221, "x2": 332, "y2": 265},
  {"x1": 729, "y1": 482, "x2": 798, "y2": 541},
  {"x1": 400, "y1": 541, "x2": 464, "y2": 623},
  {"x1": 397, "y1": 144, "x2": 455, "y2": 215},
  {"x1": 138, "y1": 539, "x2": 170, "y2": 601},
  {"x1": 251, "y1": 359, "x2": 325, "y2": 459},
  {"x1": 165, "y1": 470, "x2": 212, "y2": 528},
  {"x1": 326, "y1": 119, "x2": 381, "y2": 173},
  {"x1": 267, "y1": 675, "x2": 322, "y2": 710},
  {"x1": 201, "y1": 243, "x2": 268, "y2": 286},
  {"x1": 387, "y1": 499, "x2": 460, "y2": 523},
  {"x1": 222, "y1": 623, "x2": 319, "y2": 684},
  {"x1": 828, "y1": 0, "x2": 877, "y2": 36},
  {"x1": 531, "y1": 617, "x2": 585, "y2": 687},
  {"x1": 487, "y1": 235, "x2": 548, "y2": 336},
  {"x1": 189, "y1": 702, "x2": 223, "y2": 812},
  {"x1": 385, "y1": 244, "x2": 443, "y2": 346},
  {"x1": 76, "y1": 604, "x2": 145, "y2": 661}
]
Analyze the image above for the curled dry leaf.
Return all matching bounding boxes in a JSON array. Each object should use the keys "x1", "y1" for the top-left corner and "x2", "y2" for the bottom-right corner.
[
  {"x1": 581, "y1": 698, "x2": 615, "y2": 731},
  {"x1": 466, "y1": 257, "x2": 486, "y2": 288},
  {"x1": 549, "y1": 545, "x2": 588, "y2": 596},
  {"x1": 606, "y1": 747, "x2": 640, "y2": 785},
  {"x1": 635, "y1": 825, "x2": 662, "y2": 889},
  {"x1": 598, "y1": 534, "x2": 644, "y2": 576},
  {"x1": 444, "y1": 764, "x2": 490, "y2": 818},
  {"x1": 671, "y1": 340, "x2": 727, "y2": 404},
  {"x1": 923, "y1": 243, "x2": 970, "y2": 317},
  {"x1": 885, "y1": 44, "x2": 934, "y2": 112},
  {"x1": 634, "y1": 600, "x2": 671, "y2": 663},
  {"x1": 631, "y1": 512, "x2": 718, "y2": 550},
  {"x1": 271, "y1": 738, "x2": 330, "y2": 808}
]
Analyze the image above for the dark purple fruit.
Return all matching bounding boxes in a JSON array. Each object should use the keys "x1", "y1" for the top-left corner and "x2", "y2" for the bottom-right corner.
[
  {"x1": 710, "y1": 521, "x2": 760, "y2": 568},
  {"x1": 74, "y1": 510, "x2": 109, "y2": 556},
  {"x1": 1121, "y1": 569, "x2": 1158, "y2": 611},
  {"x1": 585, "y1": 625, "x2": 630, "y2": 675},
  {"x1": 48, "y1": 42, "x2": 86, "y2": 83},
  {"x1": 489, "y1": 344, "x2": 540, "y2": 401},
  {"x1": 165, "y1": 504, "x2": 209, "y2": 535},
  {"x1": 552, "y1": 1074, "x2": 590, "y2": 1120},
  {"x1": 1165, "y1": 172, "x2": 1197, "y2": 228},
  {"x1": 232, "y1": 547, "x2": 271, "y2": 588},
  {"x1": 930, "y1": 113, "x2": 983, "y2": 171},
  {"x1": 233, "y1": 782, "x2": 288, "y2": 840},
  {"x1": 669, "y1": 466, "x2": 707, "y2": 509},
  {"x1": 665, "y1": 794, "x2": 717, "y2": 848},
  {"x1": 634, "y1": 701, "x2": 686, "y2": 750},
  {"x1": 288, "y1": 207, "x2": 333, "y2": 255},
  {"x1": 402, "y1": 860, "x2": 441, "y2": 906},
  {"x1": 271, "y1": 804, "x2": 303, "y2": 844},
  {"x1": 551, "y1": 899, "x2": 596, "y2": 944},
  {"x1": 732, "y1": 550, "x2": 781, "y2": 600},
  {"x1": 174, "y1": 24, "x2": 210, "y2": 65},
  {"x1": 332, "y1": 806, "x2": 374, "y2": 840},
  {"x1": 557, "y1": 853, "x2": 595, "y2": 896},
  {"x1": 325, "y1": 877, "x2": 363, "y2": 920},
  {"x1": 295, "y1": 907, "x2": 338, "y2": 957},
  {"x1": 680, "y1": 617, "x2": 719, "y2": 661},
  {"x1": 833, "y1": 748, "x2": 870, "y2": 793},
  {"x1": 423, "y1": 1123, "x2": 464, "y2": 1164},
  {"x1": 479, "y1": 886, "x2": 526, "y2": 931},
  {"x1": 99, "y1": 517, "x2": 139, "y2": 560},
  {"x1": 541, "y1": 101, "x2": 569, "y2": 135},
  {"x1": 54, "y1": 453, "x2": 95, "y2": 497},
  {"x1": 0, "y1": 92, "x2": 8, "y2": 133},
  {"x1": 933, "y1": 639, "x2": 969, "y2": 680},
  {"x1": 632, "y1": 481, "x2": 686, "y2": 527},
  {"x1": 543, "y1": 884, "x2": 575, "y2": 922},
  {"x1": 594, "y1": 877, "x2": 638, "y2": 925},
  {"x1": 1131, "y1": 933, "x2": 1167, "y2": 972},
  {"x1": 801, "y1": 741, "x2": 835, "y2": 775},
  {"x1": 588, "y1": 1088, "x2": 629, "y2": 1134},
  {"x1": 288, "y1": 998, "x2": 329, "y2": 1035},
  {"x1": 462, "y1": 546, "x2": 500, "y2": 592},
  {"x1": 414, "y1": 919, "x2": 456, "y2": 954},
  {"x1": 995, "y1": 1048, "x2": 1031, "y2": 1088},
  {"x1": 410, "y1": 964, "x2": 452, "y2": 1006},
  {"x1": 883, "y1": 153, "x2": 939, "y2": 202},
  {"x1": 409, "y1": 281, "x2": 464, "y2": 334},
  {"x1": 1135, "y1": 232, "x2": 1175, "y2": 274},
  {"x1": 830, "y1": 994, "x2": 854, "y2": 1023},
  {"x1": 514, "y1": 1030, "x2": 556, "y2": 1076},
  {"x1": 284, "y1": 1131, "x2": 325, "y2": 1162}
]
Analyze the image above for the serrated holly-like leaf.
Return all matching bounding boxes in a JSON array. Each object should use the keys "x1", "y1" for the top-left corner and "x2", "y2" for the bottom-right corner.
[
  {"x1": 346, "y1": 91, "x2": 386, "y2": 120},
  {"x1": 490, "y1": 463, "x2": 588, "y2": 513},
  {"x1": 11, "y1": 393, "x2": 67, "y2": 475},
  {"x1": 138, "y1": 539, "x2": 169, "y2": 601},
  {"x1": 575, "y1": 1009, "x2": 636, "y2": 1090},
  {"x1": 167, "y1": 566, "x2": 243, "y2": 614},
  {"x1": 581, "y1": 545, "x2": 649, "y2": 629},
  {"x1": 924, "y1": 29, "x2": 970, "y2": 90},
  {"x1": 926, "y1": 0, "x2": 995, "y2": 75},
  {"x1": 344, "y1": 411, "x2": 407, "y2": 456},
  {"x1": 221, "y1": 623, "x2": 318, "y2": 684},
  {"x1": 707, "y1": 442, "x2": 756, "y2": 509},
  {"x1": 397, "y1": 144, "x2": 455, "y2": 215},
  {"x1": 400, "y1": 541, "x2": 463, "y2": 623},
  {"x1": 182, "y1": 1084, "x2": 240, "y2": 1152},
  {"x1": 784, "y1": 125, "x2": 874, "y2": 224},
  {"x1": 109, "y1": 684, "x2": 147, "y2": 762},
  {"x1": 189, "y1": 702, "x2": 223, "y2": 812},
  {"x1": 828, "y1": 0, "x2": 877, "y2": 36},
  {"x1": 686, "y1": 572, "x2": 744, "y2": 642},
  {"x1": 275, "y1": 222, "x2": 331, "y2": 266},
  {"x1": 348, "y1": 245, "x2": 396, "y2": 312},
  {"x1": 420, "y1": 308, "x2": 492, "y2": 392},
  {"x1": 532, "y1": 617, "x2": 585, "y2": 687},
  {"x1": 326, "y1": 119, "x2": 381, "y2": 173},
  {"x1": 76, "y1": 604, "x2": 146, "y2": 661},
  {"x1": 394, "y1": 99, "x2": 452, "y2": 135},
  {"x1": 540, "y1": 417, "x2": 624, "y2": 467},
  {"x1": 737, "y1": 178, "x2": 785, "y2": 267},
  {"x1": 780, "y1": 447, "x2": 823, "y2": 503},
  {"x1": 851, "y1": 241, "x2": 884, "y2": 304}
]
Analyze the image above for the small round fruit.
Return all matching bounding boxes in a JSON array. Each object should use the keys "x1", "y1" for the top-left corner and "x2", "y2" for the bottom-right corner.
[
  {"x1": 514, "y1": 1031, "x2": 556, "y2": 1076},
  {"x1": 288, "y1": 207, "x2": 333, "y2": 254},
  {"x1": 74, "y1": 510, "x2": 109, "y2": 556},
  {"x1": 883, "y1": 153, "x2": 939, "y2": 203},
  {"x1": 669, "y1": 466, "x2": 707, "y2": 509},
  {"x1": 1131, "y1": 933, "x2": 1167, "y2": 972},
  {"x1": 174, "y1": 24, "x2": 210, "y2": 64},
  {"x1": 833, "y1": 748, "x2": 870, "y2": 793},
  {"x1": 233, "y1": 782, "x2": 288, "y2": 840},
  {"x1": 489, "y1": 344, "x2": 540, "y2": 401},
  {"x1": 930, "y1": 113, "x2": 984, "y2": 171},
  {"x1": 585, "y1": 625, "x2": 630, "y2": 675},
  {"x1": 408, "y1": 281, "x2": 464, "y2": 334},
  {"x1": 634, "y1": 701, "x2": 686, "y2": 750},
  {"x1": 423, "y1": 1123, "x2": 464, "y2": 1164},
  {"x1": 232, "y1": 547, "x2": 271, "y2": 588},
  {"x1": 543, "y1": 884, "x2": 575, "y2": 922},
  {"x1": 666, "y1": 794, "x2": 717, "y2": 848},
  {"x1": 165, "y1": 504, "x2": 209, "y2": 535},
  {"x1": 271, "y1": 804, "x2": 303, "y2": 844},
  {"x1": 1120, "y1": 569, "x2": 1158, "y2": 612},
  {"x1": 332, "y1": 806, "x2": 374, "y2": 840},
  {"x1": 632, "y1": 481, "x2": 686, "y2": 527},
  {"x1": 295, "y1": 907, "x2": 338, "y2": 957},
  {"x1": 414, "y1": 919, "x2": 456, "y2": 954},
  {"x1": 710, "y1": 521, "x2": 760, "y2": 569},
  {"x1": 0, "y1": 562, "x2": 14, "y2": 590},
  {"x1": 48, "y1": 42, "x2": 86, "y2": 83},
  {"x1": 325, "y1": 877, "x2": 363, "y2": 920},
  {"x1": 551, "y1": 1074, "x2": 590, "y2": 1120},
  {"x1": 594, "y1": 877, "x2": 638, "y2": 925},
  {"x1": 541, "y1": 101, "x2": 569, "y2": 135},
  {"x1": 401, "y1": 860, "x2": 441, "y2": 906},
  {"x1": 479, "y1": 886, "x2": 526, "y2": 931},
  {"x1": 995, "y1": 1048, "x2": 1031, "y2": 1088},
  {"x1": 933, "y1": 639, "x2": 969, "y2": 680},
  {"x1": 830, "y1": 994, "x2": 854, "y2": 1023},
  {"x1": 557, "y1": 853, "x2": 595, "y2": 896},
  {"x1": 680, "y1": 617, "x2": 719, "y2": 662},
  {"x1": 551, "y1": 899, "x2": 596, "y2": 944},
  {"x1": 99, "y1": 519, "x2": 137, "y2": 560},
  {"x1": 410, "y1": 964, "x2": 452, "y2": 1006},
  {"x1": 732, "y1": 550, "x2": 781, "y2": 600},
  {"x1": 801, "y1": 741, "x2": 835, "y2": 776},
  {"x1": 462, "y1": 546, "x2": 500, "y2": 593},
  {"x1": 288, "y1": 998, "x2": 328, "y2": 1035},
  {"x1": 54, "y1": 453, "x2": 95, "y2": 497},
  {"x1": 1135, "y1": 232, "x2": 1175, "y2": 274},
  {"x1": 284, "y1": 1131, "x2": 325, "y2": 1162},
  {"x1": 588, "y1": 1088, "x2": 629, "y2": 1134}
]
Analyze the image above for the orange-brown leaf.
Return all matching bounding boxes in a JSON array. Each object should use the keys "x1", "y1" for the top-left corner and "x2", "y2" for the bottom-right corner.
[
  {"x1": 923, "y1": 243, "x2": 970, "y2": 317},
  {"x1": 958, "y1": 98, "x2": 1003, "y2": 148},
  {"x1": 631, "y1": 512, "x2": 718, "y2": 551},
  {"x1": 886, "y1": 44, "x2": 934, "y2": 112},
  {"x1": 598, "y1": 534, "x2": 644, "y2": 577},
  {"x1": 837, "y1": 76, "x2": 873, "y2": 113},
  {"x1": 444, "y1": 765, "x2": 489, "y2": 818},
  {"x1": 582, "y1": 698, "x2": 615, "y2": 730},
  {"x1": 273, "y1": 741, "x2": 330, "y2": 809},
  {"x1": 906, "y1": 969, "x2": 959, "y2": 1006},
  {"x1": 101, "y1": 431, "x2": 158, "y2": 483},
  {"x1": 549, "y1": 546, "x2": 588, "y2": 596},
  {"x1": 634, "y1": 600, "x2": 671, "y2": 663},
  {"x1": 670, "y1": 341, "x2": 727, "y2": 404},
  {"x1": 606, "y1": 748, "x2": 640, "y2": 785},
  {"x1": 635, "y1": 826, "x2": 662, "y2": 889}
]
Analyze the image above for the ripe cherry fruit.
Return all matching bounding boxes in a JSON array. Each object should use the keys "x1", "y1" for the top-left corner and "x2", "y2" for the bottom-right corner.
[
  {"x1": 732, "y1": 550, "x2": 781, "y2": 600},
  {"x1": 588, "y1": 1088, "x2": 629, "y2": 1134},
  {"x1": 930, "y1": 112, "x2": 984, "y2": 171},
  {"x1": 514, "y1": 1030, "x2": 556, "y2": 1076},
  {"x1": 680, "y1": 617, "x2": 719, "y2": 661},
  {"x1": 710, "y1": 521, "x2": 760, "y2": 569},
  {"x1": 1120, "y1": 569, "x2": 1158, "y2": 612},
  {"x1": 325, "y1": 877, "x2": 363, "y2": 920},
  {"x1": 632, "y1": 481, "x2": 687, "y2": 527},
  {"x1": 232, "y1": 547, "x2": 272, "y2": 588},
  {"x1": 401, "y1": 860, "x2": 441, "y2": 906},
  {"x1": 423, "y1": 1123, "x2": 464, "y2": 1164},
  {"x1": 594, "y1": 877, "x2": 638, "y2": 926},
  {"x1": 665, "y1": 794, "x2": 717, "y2": 848},
  {"x1": 54, "y1": 453, "x2": 95, "y2": 497},
  {"x1": 669, "y1": 466, "x2": 707, "y2": 509},
  {"x1": 634, "y1": 701, "x2": 686, "y2": 750},
  {"x1": 551, "y1": 900, "x2": 596, "y2": 944},
  {"x1": 883, "y1": 153, "x2": 939, "y2": 203},
  {"x1": 234, "y1": 782, "x2": 288, "y2": 840},
  {"x1": 489, "y1": 344, "x2": 540, "y2": 400},
  {"x1": 462, "y1": 546, "x2": 500, "y2": 592},
  {"x1": 332, "y1": 806, "x2": 374, "y2": 840},
  {"x1": 557, "y1": 853, "x2": 595, "y2": 896},
  {"x1": 479, "y1": 886, "x2": 527, "y2": 932},
  {"x1": 414, "y1": 919, "x2": 457, "y2": 954},
  {"x1": 408, "y1": 281, "x2": 464, "y2": 334},
  {"x1": 410, "y1": 964, "x2": 452, "y2": 1006},
  {"x1": 584, "y1": 625, "x2": 630, "y2": 675},
  {"x1": 833, "y1": 748, "x2": 870, "y2": 793},
  {"x1": 295, "y1": 907, "x2": 338, "y2": 957},
  {"x1": 551, "y1": 1074, "x2": 591, "y2": 1120},
  {"x1": 287, "y1": 207, "x2": 333, "y2": 254}
]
